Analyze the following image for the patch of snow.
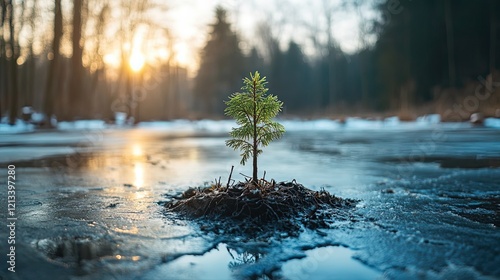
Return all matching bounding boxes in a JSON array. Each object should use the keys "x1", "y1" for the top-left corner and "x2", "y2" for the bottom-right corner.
[
  {"x1": 137, "y1": 120, "x2": 236, "y2": 133},
  {"x1": 416, "y1": 114, "x2": 441, "y2": 124},
  {"x1": 126, "y1": 117, "x2": 135, "y2": 126},
  {"x1": 115, "y1": 112, "x2": 127, "y2": 126},
  {"x1": 57, "y1": 120, "x2": 106, "y2": 130},
  {"x1": 0, "y1": 119, "x2": 34, "y2": 134},
  {"x1": 282, "y1": 119, "x2": 341, "y2": 131},
  {"x1": 22, "y1": 106, "x2": 33, "y2": 114},
  {"x1": 135, "y1": 117, "x2": 461, "y2": 133},
  {"x1": 31, "y1": 112, "x2": 44, "y2": 123},
  {"x1": 344, "y1": 117, "x2": 384, "y2": 129},
  {"x1": 195, "y1": 120, "x2": 236, "y2": 132},
  {"x1": 50, "y1": 115, "x2": 58, "y2": 127},
  {"x1": 384, "y1": 116, "x2": 400, "y2": 126},
  {"x1": 137, "y1": 120, "x2": 196, "y2": 132},
  {"x1": 484, "y1": 118, "x2": 500, "y2": 128}
]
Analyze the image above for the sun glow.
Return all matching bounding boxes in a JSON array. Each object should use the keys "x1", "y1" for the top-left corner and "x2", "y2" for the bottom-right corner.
[
  {"x1": 129, "y1": 50, "x2": 145, "y2": 72},
  {"x1": 103, "y1": 52, "x2": 120, "y2": 68}
]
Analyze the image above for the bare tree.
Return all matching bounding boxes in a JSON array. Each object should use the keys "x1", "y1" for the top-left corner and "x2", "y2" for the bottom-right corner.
[
  {"x1": 6, "y1": 0, "x2": 19, "y2": 125},
  {"x1": 43, "y1": 0, "x2": 63, "y2": 127},
  {"x1": 444, "y1": 0, "x2": 456, "y2": 87},
  {"x1": 15, "y1": 0, "x2": 31, "y2": 109},
  {"x1": 351, "y1": 0, "x2": 370, "y2": 108},
  {"x1": 69, "y1": 0, "x2": 84, "y2": 119},
  {"x1": 110, "y1": 0, "x2": 154, "y2": 122},
  {"x1": 489, "y1": 0, "x2": 496, "y2": 85},
  {"x1": 87, "y1": 2, "x2": 109, "y2": 118},
  {"x1": 24, "y1": 0, "x2": 38, "y2": 109},
  {"x1": 0, "y1": 0, "x2": 7, "y2": 119}
]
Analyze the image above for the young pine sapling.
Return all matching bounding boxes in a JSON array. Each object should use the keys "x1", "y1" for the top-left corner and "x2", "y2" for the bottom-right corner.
[{"x1": 225, "y1": 71, "x2": 285, "y2": 185}]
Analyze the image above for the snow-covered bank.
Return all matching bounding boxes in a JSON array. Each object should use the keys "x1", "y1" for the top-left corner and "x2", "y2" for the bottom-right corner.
[
  {"x1": 2, "y1": 115, "x2": 500, "y2": 135},
  {"x1": 0, "y1": 119, "x2": 34, "y2": 133},
  {"x1": 136, "y1": 115, "x2": 470, "y2": 133},
  {"x1": 137, "y1": 116, "x2": 497, "y2": 131},
  {"x1": 57, "y1": 120, "x2": 107, "y2": 130},
  {"x1": 484, "y1": 117, "x2": 500, "y2": 128}
]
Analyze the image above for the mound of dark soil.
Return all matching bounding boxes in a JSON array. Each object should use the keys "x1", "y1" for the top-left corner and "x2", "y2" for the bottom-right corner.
[{"x1": 165, "y1": 180, "x2": 358, "y2": 238}]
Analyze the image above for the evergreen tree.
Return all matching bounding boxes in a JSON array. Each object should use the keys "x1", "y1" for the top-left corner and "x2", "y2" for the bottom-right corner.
[
  {"x1": 373, "y1": 0, "x2": 497, "y2": 109},
  {"x1": 245, "y1": 47, "x2": 265, "y2": 76},
  {"x1": 225, "y1": 71, "x2": 285, "y2": 185},
  {"x1": 194, "y1": 7, "x2": 244, "y2": 116},
  {"x1": 282, "y1": 41, "x2": 312, "y2": 112}
]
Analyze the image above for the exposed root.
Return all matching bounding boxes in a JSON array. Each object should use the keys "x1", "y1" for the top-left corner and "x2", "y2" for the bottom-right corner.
[{"x1": 165, "y1": 180, "x2": 358, "y2": 237}]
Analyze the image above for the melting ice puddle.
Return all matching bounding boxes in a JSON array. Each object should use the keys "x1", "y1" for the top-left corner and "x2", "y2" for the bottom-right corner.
[
  {"x1": 142, "y1": 243, "x2": 235, "y2": 280},
  {"x1": 141, "y1": 243, "x2": 382, "y2": 280},
  {"x1": 280, "y1": 246, "x2": 381, "y2": 280}
]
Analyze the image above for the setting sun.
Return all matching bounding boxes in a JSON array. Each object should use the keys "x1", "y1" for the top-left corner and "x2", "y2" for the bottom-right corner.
[{"x1": 129, "y1": 50, "x2": 145, "y2": 72}]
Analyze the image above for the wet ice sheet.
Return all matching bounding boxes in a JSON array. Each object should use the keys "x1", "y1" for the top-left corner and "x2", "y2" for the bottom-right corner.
[
  {"x1": 142, "y1": 243, "x2": 238, "y2": 280},
  {"x1": 0, "y1": 123, "x2": 499, "y2": 279},
  {"x1": 280, "y1": 246, "x2": 381, "y2": 280},
  {"x1": 142, "y1": 243, "x2": 382, "y2": 280}
]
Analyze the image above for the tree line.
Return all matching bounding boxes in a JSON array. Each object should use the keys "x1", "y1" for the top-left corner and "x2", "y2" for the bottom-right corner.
[
  {"x1": 1, "y1": 0, "x2": 498, "y2": 125},
  {"x1": 195, "y1": 1, "x2": 499, "y2": 119},
  {"x1": 0, "y1": 0, "x2": 190, "y2": 127}
]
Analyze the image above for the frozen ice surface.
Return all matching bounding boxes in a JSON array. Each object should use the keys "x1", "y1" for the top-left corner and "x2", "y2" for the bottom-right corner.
[
  {"x1": 280, "y1": 246, "x2": 381, "y2": 280},
  {"x1": 0, "y1": 122, "x2": 499, "y2": 279}
]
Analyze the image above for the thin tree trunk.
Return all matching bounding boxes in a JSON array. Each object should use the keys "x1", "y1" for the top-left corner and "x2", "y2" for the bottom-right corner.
[
  {"x1": 0, "y1": 53, "x2": 3, "y2": 118},
  {"x1": 7, "y1": 0, "x2": 19, "y2": 125},
  {"x1": 0, "y1": 0, "x2": 6, "y2": 119},
  {"x1": 26, "y1": 0, "x2": 38, "y2": 109},
  {"x1": 444, "y1": 0, "x2": 456, "y2": 87},
  {"x1": 70, "y1": 0, "x2": 83, "y2": 119},
  {"x1": 43, "y1": 0, "x2": 62, "y2": 128},
  {"x1": 173, "y1": 65, "x2": 179, "y2": 118},
  {"x1": 489, "y1": 0, "x2": 496, "y2": 85},
  {"x1": 252, "y1": 79, "x2": 258, "y2": 184},
  {"x1": 16, "y1": 0, "x2": 26, "y2": 108},
  {"x1": 328, "y1": 49, "x2": 335, "y2": 110},
  {"x1": 164, "y1": 60, "x2": 171, "y2": 119},
  {"x1": 26, "y1": 46, "x2": 35, "y2": 107},
  {"x1": 353, "y1": 0, "x2": 370, "y2": 109},
  {"x1": 324, "y1": 2, "x2": 335, "y2": 110}
]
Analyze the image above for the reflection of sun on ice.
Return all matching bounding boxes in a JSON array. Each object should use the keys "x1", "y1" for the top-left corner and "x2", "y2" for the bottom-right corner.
[
  {"x1": 131, "y1": 144, "x2": 145, "y2": 188},
  {"x1": 134, "y1": 191, "x2": 146, "y2": 200},
  {"x1": 132, "y1": 144, "x2": 143, "y2": 157},
  {"x1": 134, "y1": 163, "x2": 144, "y2": 188},
  {"x1": 129, "y1": 49, "x2": 145, "y2": 72}
]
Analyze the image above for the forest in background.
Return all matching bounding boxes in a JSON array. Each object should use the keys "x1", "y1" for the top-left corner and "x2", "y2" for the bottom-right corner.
[{"x1": 0, "y1": 0, "x2": 499, "y2": 126}]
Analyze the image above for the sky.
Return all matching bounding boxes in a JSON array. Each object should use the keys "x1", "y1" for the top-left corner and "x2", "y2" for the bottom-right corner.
[
  {"x1": 20, "y1": 0, "x2": 376, "y2": 75},
  {"x1": 165, "y1": 0, "x2": 376, "y2": 71}
]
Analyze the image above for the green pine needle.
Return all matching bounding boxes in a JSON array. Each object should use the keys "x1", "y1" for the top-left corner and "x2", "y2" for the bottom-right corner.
[{"x1": 224, "y1": 71, "x2": 285, "y2": 170}]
